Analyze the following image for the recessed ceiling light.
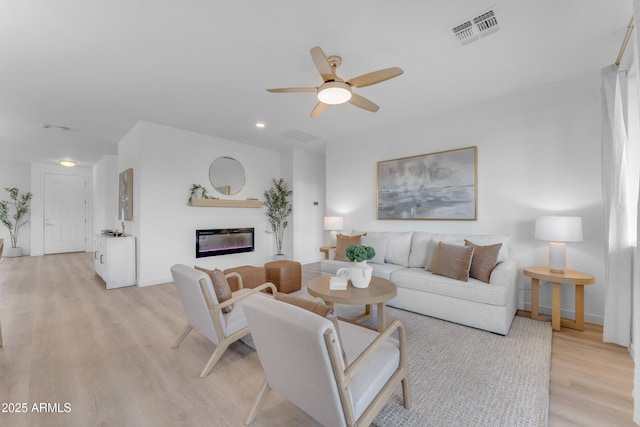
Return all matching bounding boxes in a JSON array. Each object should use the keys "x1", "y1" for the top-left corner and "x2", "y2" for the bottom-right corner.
[
  {"x1": 59, "y1": 160, "x2": 76, "y2": 167},
  {"x1": 256, "y1": 122, "x2": 265, "y2": 128}
]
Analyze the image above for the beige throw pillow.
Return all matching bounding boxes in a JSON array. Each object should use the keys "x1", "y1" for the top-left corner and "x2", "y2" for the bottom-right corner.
[
  {"x1": 275, "y1": 293, "x2": 348, "y2": 365},
  {"x1": 195, "y1": 266, "x2": 234, "y2": 313},
  {"x1": 275, "y1": 293, "x2": 332, "y2": 317},
  {"x1": 430, "y1": 242, "x2": 474, "y2": 282},
  {"x1": 334, "y1": 233, "x2": 366, "y2": 261},
  {"x1": 464, "y1": 240, "x2": 502, "y2": 283}
]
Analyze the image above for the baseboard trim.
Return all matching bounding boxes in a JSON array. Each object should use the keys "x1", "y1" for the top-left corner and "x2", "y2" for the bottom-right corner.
[{"x1": 522, "y1": 302, "x2": 604, "y2": 326}]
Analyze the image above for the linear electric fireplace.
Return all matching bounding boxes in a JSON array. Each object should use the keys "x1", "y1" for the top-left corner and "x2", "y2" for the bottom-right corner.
[{"x1": 196, "y1": 228, "x2": 255, "y2": 258}]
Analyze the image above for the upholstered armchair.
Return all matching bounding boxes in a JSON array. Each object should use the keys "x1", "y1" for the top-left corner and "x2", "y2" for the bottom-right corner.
[
  {"x1": 243, "y1": 294, "x2": 411, "y2": 427},
  {"x1": 170, "y1": 264, "x2": 276, "y2": 378}
]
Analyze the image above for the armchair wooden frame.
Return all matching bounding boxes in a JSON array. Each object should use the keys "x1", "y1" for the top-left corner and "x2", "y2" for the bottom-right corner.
[
  {"x1": 246, "y1": 319, "x2": 411, "y2": 426},
  {"x1": 171, "y1": 268, "x2": 276, "y2": 378}
]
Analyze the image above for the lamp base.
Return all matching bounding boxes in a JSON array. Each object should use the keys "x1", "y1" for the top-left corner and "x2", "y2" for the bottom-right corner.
[{"x1": 548, "y1": 242, "x2": 566, "y2": 274}]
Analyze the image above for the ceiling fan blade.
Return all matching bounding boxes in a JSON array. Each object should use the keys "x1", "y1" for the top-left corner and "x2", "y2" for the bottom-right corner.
[
  {"x1": 310, "y1": 46, "x2": 335, "y2": 81},
  {"x1": 349, "y1": 93, "x2": 379, "y2": 112},
  {"x1": 267, "y1": 87, "x2": 317, "y2": 93},
  {"x1": 348, "y1": 67, "x2": 404, "y2": 88},
  {"x1": 310, "y1": 102, "x2": 327, "y2": 118}
]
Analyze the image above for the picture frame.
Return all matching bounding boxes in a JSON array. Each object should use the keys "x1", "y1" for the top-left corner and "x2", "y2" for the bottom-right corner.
[
  {"x1": 377, "y1": 146, "x2": 477, "y2": 220},
  {"x1": 119, "y1": 168, "x2": 133, "y2": 221}
]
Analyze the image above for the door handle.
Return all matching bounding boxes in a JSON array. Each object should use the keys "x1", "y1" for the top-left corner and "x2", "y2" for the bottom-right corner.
[{"x1": 100, "y1": 255, "x2": 104, "y2": 264}]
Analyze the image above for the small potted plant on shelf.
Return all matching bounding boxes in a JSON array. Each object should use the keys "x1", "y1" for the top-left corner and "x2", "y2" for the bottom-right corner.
[
  {"x1": 336, "y1": 244, "x2": 376, "y2": 288},
  {"x1": 188, "y1": 184, "x2": 217, "y2": 201},
  {"x1": 0, "y1": 187, "x2": 33, "y2": 257}
]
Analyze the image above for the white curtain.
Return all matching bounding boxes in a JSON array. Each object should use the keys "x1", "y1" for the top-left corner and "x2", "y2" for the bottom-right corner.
[{"x1": 601, "y1": 65, "x2": 633, "y2": 347}]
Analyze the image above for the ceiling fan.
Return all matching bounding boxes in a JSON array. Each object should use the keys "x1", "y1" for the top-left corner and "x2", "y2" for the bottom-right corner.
[{"x1": 267, "y1": 46, "x2": 403, "y2": 118}]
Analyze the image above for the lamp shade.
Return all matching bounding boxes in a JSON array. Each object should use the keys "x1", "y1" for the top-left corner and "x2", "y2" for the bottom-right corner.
[
  {"x1": 323, "y1": 216, "x2": 344, "y2": 231},
  {"x1": 535, "y1": 216, "x2": 583, "y2": 242}
]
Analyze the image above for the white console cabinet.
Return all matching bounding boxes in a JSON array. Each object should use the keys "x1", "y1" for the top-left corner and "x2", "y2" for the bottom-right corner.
[{"x1": 94, "y1": 234, "x2": 136, "y2": 289}]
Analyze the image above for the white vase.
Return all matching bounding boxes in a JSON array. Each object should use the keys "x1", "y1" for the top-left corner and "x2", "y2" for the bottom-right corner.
[
  {"x1": 350, "y1": 260, "x2": 373, "y2": 288},
  {"x1": 4, "y1": 247, "x2": 22, "y2": 257}
]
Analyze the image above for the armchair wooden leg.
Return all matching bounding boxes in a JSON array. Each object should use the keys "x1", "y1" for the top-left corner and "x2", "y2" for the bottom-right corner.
[
  {"x1": 245, "y1": 379, "x2": 271, "y2": 425},
  {"x1": 199, "y1": 341, "x2": 230, "y2": 378},
  {"x1": 401, "y1": 375, "x2": 412, "y2": 409},
  {"x1": 172, "y1": 323, "x2": 193, "y2": 349}
]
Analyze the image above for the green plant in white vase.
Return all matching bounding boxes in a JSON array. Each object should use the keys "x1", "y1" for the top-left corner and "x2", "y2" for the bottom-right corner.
[
  {"x1": 263, "y1": 178, "x2": 292, "y2": 256},
  {"x1": 339, "y1": 244, "x2": 376, "y2": 288},
  {"x1": 0, "y1": 187, "x2": 33, "y2": 256}
]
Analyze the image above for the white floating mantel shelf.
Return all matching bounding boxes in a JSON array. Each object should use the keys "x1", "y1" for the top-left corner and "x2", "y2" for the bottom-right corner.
[{"x1": 188, "y1": 198, "x2": 264, "y2": 208}]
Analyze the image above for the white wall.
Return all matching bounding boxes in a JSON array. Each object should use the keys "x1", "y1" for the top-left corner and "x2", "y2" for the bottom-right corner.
[
  {"x1": 291, "y1": 149, "x2": 326, "y2": 264},
  {"x1": 119, "y1": 121, "x2": 284, "y2": 286},
  {"x1": 326, "y1": 70, "x2": 606, "y2": 324},
  {"x1": 30, "y1": 162, "x2": 93, "y2": 256},
  {"x1": 92, "y1": 155, "x2": 119, "y2": 236},
  {"x1": 0, "y1": 161, "x2": 31, "y2": 252}
]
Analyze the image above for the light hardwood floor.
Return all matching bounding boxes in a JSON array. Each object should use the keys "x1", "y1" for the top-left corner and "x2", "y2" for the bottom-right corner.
[{"x1": 0, "y1": 253, "x2": 634, "y2": 426}]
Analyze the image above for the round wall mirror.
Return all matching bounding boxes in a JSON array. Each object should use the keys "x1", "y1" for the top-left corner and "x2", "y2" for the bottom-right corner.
[{"x1": 209, "y1": 156, "x2": 245, "y2": 195}]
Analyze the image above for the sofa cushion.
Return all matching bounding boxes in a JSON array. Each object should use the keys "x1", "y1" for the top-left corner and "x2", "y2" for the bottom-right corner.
[
  {"x1": 361, "y1": 236, "x2": 389, "y2": 264},
  {"x1": 335, "y1": 233, "x2": 365, "y2": 261},
  {"x1": 408, "y1": 231, "x2": 432, "y2": 267},
  {"x1": 465, "y1": 239, "x2": 502, "y2": 283},
  {"x1": 390, "y1": 268, "x2": 509, "y2": 306},
  {"x1": 385, "y1": 232, "x2": 413, "y2": 267},
  {"x1": 352, "y1": 231, "x2": 413, "y2": 267},
  {"x1": 430, "y1": 242, "x2": 474, "y2": 282}
]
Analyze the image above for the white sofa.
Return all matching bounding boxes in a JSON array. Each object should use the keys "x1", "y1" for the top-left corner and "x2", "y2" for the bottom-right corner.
[{"x1": 320, "y1": 231, "x2": 518, "y2": 335}]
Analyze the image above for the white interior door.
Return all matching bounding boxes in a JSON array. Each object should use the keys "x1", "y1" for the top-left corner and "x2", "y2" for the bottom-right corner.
[{"x1": 44, "y1": 174, "x2": 87, "y2": 254}]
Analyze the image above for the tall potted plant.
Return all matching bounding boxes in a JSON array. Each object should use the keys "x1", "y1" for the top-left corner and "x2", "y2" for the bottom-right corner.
[
  {"x1": 263, "y1": 178, "x2": 292, "y2": 256},
  {"x1": 0, "y1": 187, "x2": 33, "y2": 257}
]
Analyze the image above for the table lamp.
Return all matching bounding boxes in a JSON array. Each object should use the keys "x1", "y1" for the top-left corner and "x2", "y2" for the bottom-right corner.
[
  {"x1": 534, "y1": 215, "x2": 583, "y2": 274},
  {"x1": 323, "y1": 216, "x2": 343, "y2": 245}
]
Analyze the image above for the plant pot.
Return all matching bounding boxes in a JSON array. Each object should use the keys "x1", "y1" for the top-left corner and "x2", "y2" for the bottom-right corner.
[
  {"x1": 335, "y1": 260, "x2": 374, "y2": 288},
  {"x1": 350, "y1": 261, "x2": 373, "y2": 288},
  {"x1": 4, "y1": 247, "x2": 22, "y2": 257}
]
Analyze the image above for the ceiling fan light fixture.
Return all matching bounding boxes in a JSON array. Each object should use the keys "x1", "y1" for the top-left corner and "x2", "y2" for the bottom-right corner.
[{"x1": 317, "y1": 81, "x2": 352, "y2": 105}]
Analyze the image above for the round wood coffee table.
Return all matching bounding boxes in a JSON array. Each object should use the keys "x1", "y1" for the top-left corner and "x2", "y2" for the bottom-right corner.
[{"x1": 307, "y1": 275, "x2": 397, "y2": 332}]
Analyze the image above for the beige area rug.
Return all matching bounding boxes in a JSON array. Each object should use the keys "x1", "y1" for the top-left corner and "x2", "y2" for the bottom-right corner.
[
  {"x1": 367, "y1": 308, "x2": 551, "y2": 427},
  {"x1": 243, "y1": 291, "x2": 552, "y2": 426}
]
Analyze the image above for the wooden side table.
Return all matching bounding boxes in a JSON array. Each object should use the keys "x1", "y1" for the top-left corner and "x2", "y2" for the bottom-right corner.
[
  {"x1": 319, "y1": 246, "x2": 335, "y2": 260},
  {"x1": 523, "y1": 266, "x2": 595, "y2": 331}
]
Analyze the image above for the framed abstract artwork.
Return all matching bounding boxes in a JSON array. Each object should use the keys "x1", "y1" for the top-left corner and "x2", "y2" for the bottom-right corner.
[
  {"x1": 119, "y1": 168, "x2": 133, "y2": 221},
  {"x1": 377, "y1": 146, "x2": 477, "y2": 220}
]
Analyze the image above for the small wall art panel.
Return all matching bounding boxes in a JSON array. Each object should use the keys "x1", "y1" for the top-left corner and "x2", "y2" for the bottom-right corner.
[
  {"x1": 119, "y1": 168, "x2": 133, "y2": 221},
  {"x1": 377, "y1": 146, "x2": 477, "y2": 220}
]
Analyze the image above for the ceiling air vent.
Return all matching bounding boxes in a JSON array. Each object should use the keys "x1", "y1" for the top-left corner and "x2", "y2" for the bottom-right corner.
[
  {"x1": 473, "y1": 10, "x2": 499, "y2": 37},
  {"x1": 451, "y1": 9, "x2": 499, "y2": 46},
  {"x1": 280, "y1": 127, "x2": 320, "y2": 143},
  {"x1": 452, "y1": 20, "x2": 478, "y2": 46}
]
